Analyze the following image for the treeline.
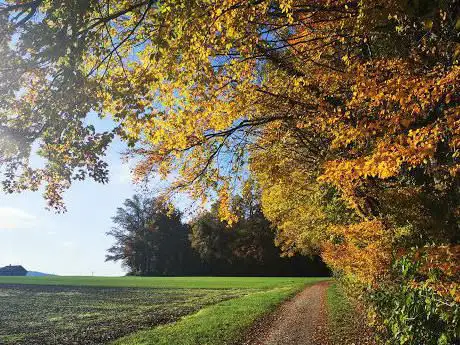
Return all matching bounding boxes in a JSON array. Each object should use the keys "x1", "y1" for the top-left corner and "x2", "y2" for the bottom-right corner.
[{"x1": 105, "y1": 194, "x2": 329, "y2": 277}]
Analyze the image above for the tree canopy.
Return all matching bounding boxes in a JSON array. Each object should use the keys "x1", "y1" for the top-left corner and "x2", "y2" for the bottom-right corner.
[
  {"x1": 1, "y1": 1, "x2": 459, "y2": 343},
  {"x1": 105, "y1": 195, "x2": 191, "y2": 275}
]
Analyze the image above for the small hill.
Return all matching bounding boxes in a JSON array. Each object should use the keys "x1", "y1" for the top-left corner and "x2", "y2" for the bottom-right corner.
[
  {"x1": 26, "y1": 271, "x2": 54, "y2": 277},
  {"x1": 0, "y1": 265, "x2": 55, "y2": 277}
]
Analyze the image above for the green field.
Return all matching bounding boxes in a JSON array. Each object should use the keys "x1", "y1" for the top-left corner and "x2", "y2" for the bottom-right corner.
[
  {"x1": 0, "y1": 276, "x2": 323, "y2": 289},
  {"x1": 0, "y1": 276, "x2": 327, "y2": 345}
]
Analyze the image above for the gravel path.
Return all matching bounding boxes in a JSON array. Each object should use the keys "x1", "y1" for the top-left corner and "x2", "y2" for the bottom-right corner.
[{"x1": 242, "y1": 282, "x2": 331, "y2": 345}]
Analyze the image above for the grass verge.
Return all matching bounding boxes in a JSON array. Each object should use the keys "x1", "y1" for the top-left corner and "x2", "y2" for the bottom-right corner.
[
  {"x1": 112, "y1": 279, "x2": 325, "y2": 345},
  {"x1": 327, "y1": 283, "x2": 375, "y2": 345},
  {"x1": 327, "y1": 283, "x2": 354, "y2": 344}
]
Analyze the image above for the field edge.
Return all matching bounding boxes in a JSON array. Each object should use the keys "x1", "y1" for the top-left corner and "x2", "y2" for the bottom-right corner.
[{"x1": 111, "y1": 278, "x2": 328, "y2": 345}]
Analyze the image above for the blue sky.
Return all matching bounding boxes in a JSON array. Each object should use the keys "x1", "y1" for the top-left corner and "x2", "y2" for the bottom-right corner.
[
  {"x1": 0, "y1": 138, "x2": 140, "y2": 276},
  {"x1": 0, "y1": 109, "x2": 197, "y2": 276}
]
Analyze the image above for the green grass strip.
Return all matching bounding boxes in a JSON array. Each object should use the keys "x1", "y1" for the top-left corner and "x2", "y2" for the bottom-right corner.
[
  {"x1": 0, "y1": 276, "x2": 326, "y2": 290},
  {"x1": 112, "y1": 279, "x2": 326, "y2": 345},
  {"x1": 326, "y1": 283, "x2": 357, "y2": 344}
]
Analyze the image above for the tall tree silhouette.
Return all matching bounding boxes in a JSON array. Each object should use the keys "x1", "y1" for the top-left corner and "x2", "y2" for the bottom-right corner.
[{"x1": 106, "y1": 195, "x2": 190, "y2": 275}]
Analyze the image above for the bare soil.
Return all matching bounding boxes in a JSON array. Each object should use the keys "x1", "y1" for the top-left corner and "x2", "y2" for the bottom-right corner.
[{"x1": 0, "y1": 284, "x2": 245, "y2": 345}]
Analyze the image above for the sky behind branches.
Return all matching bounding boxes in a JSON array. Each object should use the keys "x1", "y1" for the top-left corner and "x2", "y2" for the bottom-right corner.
[
  {"x1": 0, "y1": 114, "x2": 195, "y2": 276},
  {"x1": 0, "y1": 137, "x2": 138, "y2": 276}
]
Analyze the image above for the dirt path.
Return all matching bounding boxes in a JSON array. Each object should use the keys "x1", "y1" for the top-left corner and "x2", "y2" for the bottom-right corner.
[{"x1": 242, "y1": 282, "x2": 331, "y2": 345}]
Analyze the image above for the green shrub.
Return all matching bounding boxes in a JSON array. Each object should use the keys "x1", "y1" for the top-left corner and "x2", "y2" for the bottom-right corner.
[{"x1": 370, "y1": 249, "x2": 459, "y2": 345}]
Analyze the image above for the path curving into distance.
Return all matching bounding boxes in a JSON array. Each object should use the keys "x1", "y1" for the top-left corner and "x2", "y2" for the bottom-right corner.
[{"x1": 242, "y1": 281, "x2": 331, "y2": 345}]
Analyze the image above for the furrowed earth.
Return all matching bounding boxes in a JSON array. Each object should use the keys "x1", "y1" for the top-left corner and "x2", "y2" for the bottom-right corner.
[{"x1": 0, "y1": 284, "x2": 242, "y2": 345}]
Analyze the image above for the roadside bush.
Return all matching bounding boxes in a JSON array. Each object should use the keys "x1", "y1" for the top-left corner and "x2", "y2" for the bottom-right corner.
[{"x1": 370, "y1": 246, "x2": 460, "y2": 345}]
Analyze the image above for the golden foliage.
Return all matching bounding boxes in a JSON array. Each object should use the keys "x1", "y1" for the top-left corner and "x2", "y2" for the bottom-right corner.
[
  {"x1": 408, "y1": 245, "x2": 460, "y2": 303},
  {"x1": 322, "y1": 220, "x2": 392, "y2": 285}
]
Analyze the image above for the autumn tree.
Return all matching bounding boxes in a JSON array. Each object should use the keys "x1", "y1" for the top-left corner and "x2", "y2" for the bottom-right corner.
[
  {"x1": 190, "y1": 185, "x2": 330, "y2": 276},
  {"x1": 1, "y1": 1, "x2": 459, "y2": 342}
]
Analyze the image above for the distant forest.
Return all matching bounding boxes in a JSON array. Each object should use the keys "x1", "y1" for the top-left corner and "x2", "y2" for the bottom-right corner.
[{"x1": 106, "y1": 193, "x2": 330, "y2": 277}]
